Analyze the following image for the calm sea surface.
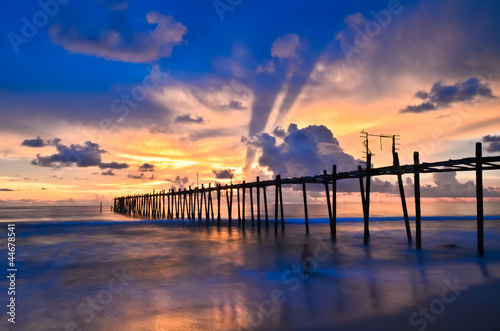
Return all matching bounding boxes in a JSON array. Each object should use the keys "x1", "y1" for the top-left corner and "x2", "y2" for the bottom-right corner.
[{"x1": 0, "y1": 206, "x2": 500, "y2": 330}]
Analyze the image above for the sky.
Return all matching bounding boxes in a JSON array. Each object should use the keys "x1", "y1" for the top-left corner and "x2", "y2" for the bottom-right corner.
[{"x1": 1, "y1": 0, "x2": 500, "y2": 208}]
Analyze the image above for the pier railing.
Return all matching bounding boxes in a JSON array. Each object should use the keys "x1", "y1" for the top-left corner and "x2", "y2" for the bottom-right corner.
[{"x1": 115, "y1": 142, "x2": 500, "y2": 257}]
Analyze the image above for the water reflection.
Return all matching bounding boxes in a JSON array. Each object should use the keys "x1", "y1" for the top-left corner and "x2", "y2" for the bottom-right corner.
[{"x1": 1, "y1": 219, "x2": 500, "y2": 330}]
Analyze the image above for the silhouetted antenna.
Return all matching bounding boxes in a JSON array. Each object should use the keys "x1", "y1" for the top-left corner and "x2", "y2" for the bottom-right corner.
[{"x1": 360, "y1": 130, "x2": 400, "y2": 162}]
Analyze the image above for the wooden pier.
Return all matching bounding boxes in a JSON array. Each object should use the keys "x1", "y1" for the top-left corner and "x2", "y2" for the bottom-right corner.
[{"x1": 115, "y1": 143, "x2": 500, "y2": 257}]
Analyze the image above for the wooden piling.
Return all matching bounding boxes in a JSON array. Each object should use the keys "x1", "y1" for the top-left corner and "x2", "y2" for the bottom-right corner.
[
  {"x1": 278, "y1": 175, "x2": 285, "y2": 232},
  {"x1": 242, "y1": 181, "x2": 246, "y2": 229},
  {"x1": 365, "y1": 153, "x2": 371, "y2": 245},
  {"x1": 332, "y1": 165, "x2": 337, "y2": 240},
  {"x1": 217, "y1": 184, "x2": 221, "y2": 225},
  {"x1": 274, "y1": 177, "x2": 279, "y2": 233},
  {"x1": 100, "y1": 202, "x2": 102, "y2": 213},
  {"x1": 263, "y1": 185, "x2": 269, "y2": 229},
  {"x1": 476, "y1": 142, "x2": 484, "y2": 258},
  {"x1": 358, "y1": 166, "x2": 368, "y2": 244},
  {"x1": 414, "y1": 152, "x2": 421, "y2": 250},
  {"x1": 323, "y1": 170, "x2": 333, "y2": 234},
  {"x1": 394, "y1": 153, "x2": 412, "y2": 242},
  {"x1": 250, "y1": 185, "x2": 255, "y2": 226},
  {"x1": 257, "y1": 177, "x2": 261, "y2": 232},
  {"x1": 302, "y1": 180, "x2": 309, "y2": 233},
  {"x1": 237, "y1": 187, "x2": 241, "y2": 224}
]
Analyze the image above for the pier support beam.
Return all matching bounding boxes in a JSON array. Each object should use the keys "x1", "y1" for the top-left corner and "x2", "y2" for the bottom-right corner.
[
  {"x1": 414, "y1": 152, "x2": 422, "y2": 250},
  {"x1": 332, "y1": 165, "x2": 337, "y2": 240},
  {"x1": 302, "y1": 180, "x2": 309, "y2": 234},
  {"x1": 476, "y1": 142, "x2": 484, "y2": 258},
  {"x1": 394, "y1": 152, "x2": 412, "y2": 243}
]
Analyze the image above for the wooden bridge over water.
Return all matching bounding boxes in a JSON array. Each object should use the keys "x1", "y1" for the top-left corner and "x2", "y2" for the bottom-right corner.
[{"x1": 115, "y1": 142, "x2": 500, "y2": 258}]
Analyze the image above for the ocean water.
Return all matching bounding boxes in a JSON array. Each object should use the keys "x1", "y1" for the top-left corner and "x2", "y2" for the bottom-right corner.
[{"x1": 1, "y1": 206, "x2": 500, "y2": 330}]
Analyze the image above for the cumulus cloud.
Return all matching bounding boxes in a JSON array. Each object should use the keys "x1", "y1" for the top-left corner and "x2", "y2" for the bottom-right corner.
[
  {"x1": 220, "y1": 100, "x2": 247, "y2": 110},
  {"x1": 243, "y1": 123, "x2": 363, "y2": 178},
  {"x1": 166, "y1": 175, "x2": 189, "y2": 185},
  {"x1": 138, "y1": 163, "x2": 154, "y2": 172},
  {"x1": 128, "y1": 173, "x2": 145, "y2": 179},
  {"x1": 29, "y1": 139, "x2": 129, "y2": 170},
  {"x1": 21, "y1": 136, "x2": 48, "y2": 148},
  {"x1": 256, "y1": 60, "x2": 276, "y2": 74},
  {"x1": 415, "y1": 172, "x2": 500, "y2": 197},
  {"x1": 400, "y1": 78, "x2": 495, "y2": 113},
  {"x1": 483, "y1": 134, "x2": 500, "y2": 153},
  {"x1": 49, "y1": 12, "x2": 187, "y2": 63},
  {"x1": 213, "y1": 169, "x2": 234, "y2": 179},
  {"x1": 271, "y1": 34, "x2": 300, "y2": 59},
  {"x1": 101, "y1": 170, "x2": 116, "y2": 176},
  {"x1": 99, "y1": 162, "x2": 129, "y2": 169},
  {"x1": 174, "y1": 114, "x2": 204, "y2": 124},
  {"x1": 31, "y1": 140, "x2": 106, "y2": 168}
]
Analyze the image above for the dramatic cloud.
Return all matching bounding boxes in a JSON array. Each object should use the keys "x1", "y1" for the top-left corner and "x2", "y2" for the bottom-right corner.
[
  {"x1": 213, "y1": 169, "x2": 234, "y2": 179},
  {"x1": 483, "y1": 135, "x2": 500, "y2": 153},
  {"x1": 271, "y1": 34, "x2": 300, "y2": 59},
  {"x1": 243, "y1": 123, "x2": 363, "y2": 178},
  {"x1": 400, "y1": 78, "x2": 495, "y2": 113},
  {"x1": 174, "y1": 114, "x2": 204, "y2": 124},
  {"x1": 31, "y1": 140, "x2": 106, "y2": 168},
  {"x1": 21, "y1": 137, "x2": 47, "y2": 148},
  {"x1": 99, "y1": 162, "x2": 130, "y2": 169},
  {"x1": 138, "y1": 163, "x2": 155, "y2": 172},
  {"x1": 101, "y1": 170, "x2": 116, "y2": 176},
  {"x1": 49, "y1": 12, "x2": 187, "y2": 63}
]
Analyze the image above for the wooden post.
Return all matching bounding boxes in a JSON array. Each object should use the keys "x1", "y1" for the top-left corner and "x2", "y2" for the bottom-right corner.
[
  {"x1": 394, "y1": 153, "x2": 412, "y2": 242},
  {"x1": 274, "y1": 177, "x2": 279, "y2": 233},
  {"x1": 237, "y1": 187, "x2": 241, "y2": 224},
  {"x1": 358, "y1": 166, "x2": 368, "y2": 244},
  {"x1": 100, "y1": 202, "x2": 102, "y2": 213},
  {"x1": 324, "y1": 170, "x2": 333, "y2": 234},
  {"x1": 302, "y1": 180, "x2": 309, "y2": 234},
  {"x1": 278, "y1": 175, "x2": 285, "y2": 231},
  {"x1": 217, "y1": 184, "x2": 221, "y2": 225},
  {"x1": 242, "y1": 181, "x2": 246, "y2": 229},
  {"x1": 365, "y1": 153, "x2": 371, "y2": 245},
  {"x1": 263, "y1": 185, "x2": 269, "y2": 229},
  {"x1": 414, "y1": 152, "x2": 421, "y2": 250},
  {"x1": 226, "y1": 185, "x2": 233, "y2": 226},
  {"x1": 250, "y1": 185, "x2": 255, "y2": 226},
  {"x1": 332, "y1": 165, "x2": 337, "y2": 240},
  {"x1": 476, "y1": 142, "x2": 484, "y2": 258},
  {"x1": 257, "y1": 177, "x2": 261, "y2": 232}
]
